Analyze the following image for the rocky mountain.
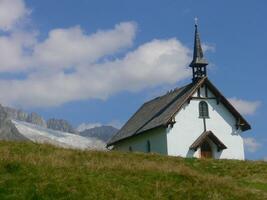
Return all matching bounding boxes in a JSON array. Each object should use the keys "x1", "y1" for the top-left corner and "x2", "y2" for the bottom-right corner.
[
  {"x1": 3, "y1": 106, "x2": 76, "y2": 133},
  {"x1": 0, "y1": 105, "x2": 28, "y2": 141},
  {"x1": 47, "y1": 118, "x2": 76, "y2": 134},
  {"x1": 27, "y1": 112, "x2": 47, "y2": 127},
  {"x1": 79, "y1": 125, "x2": 118, "y2": 142},
  {"x1": 3, "y1": 107, "x2": 47, "y2": 128},
  {"x1": 0, "y1": 104, "x2": 106, "y2": 150},
  {"x1": 13, "y1": 120, "x2": 106, "y2": 150}
]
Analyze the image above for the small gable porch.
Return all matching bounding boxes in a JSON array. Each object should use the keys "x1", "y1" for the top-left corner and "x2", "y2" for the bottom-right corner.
[{"x1": 189, "y1": 131, "x2": 227, "y2": 159}]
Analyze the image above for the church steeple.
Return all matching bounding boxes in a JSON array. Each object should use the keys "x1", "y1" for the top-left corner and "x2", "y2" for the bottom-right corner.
[{"x1": 190, "y1": 19, "x2": 208, "y2": 82}]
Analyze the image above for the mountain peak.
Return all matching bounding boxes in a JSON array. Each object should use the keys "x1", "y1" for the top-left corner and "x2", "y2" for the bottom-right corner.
[{"x1": 79, "y1": 125, "x2": 118, "y2": 142}]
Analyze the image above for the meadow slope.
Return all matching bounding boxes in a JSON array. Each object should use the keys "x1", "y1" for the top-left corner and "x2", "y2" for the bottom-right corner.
[{"x1": 0, "y1": 141, "x2": 266, "y2": 200}]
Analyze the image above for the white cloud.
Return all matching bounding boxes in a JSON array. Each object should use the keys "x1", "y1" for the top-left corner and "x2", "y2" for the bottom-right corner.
[
  {"x1": 202, "y1": 43, "x2": 216, "y2": 53},
  {"x1": 228, "y1": 98, "x2": 261, "y2": 115},
  {"x1": 0, "y1": 35, "x2": 191, "y2": 107},
  {"x1": 0, "y1": 0, "x2": 192, "y2": 108},
  {"x1": 0, "y1": 31, "x2": 36, "y2": 72},
  {"x1": 0, "y1": 22, "x2": 136, "y2": 73},
  {"x1": 0, "y1": 0, "x2": 29, "y2": 31},
  {"x1": 33, "y1": 22, "x2": 137, "y2": 69},
  {"x1": 243, "y1": 137, "x2": 261, "y2": 153}
]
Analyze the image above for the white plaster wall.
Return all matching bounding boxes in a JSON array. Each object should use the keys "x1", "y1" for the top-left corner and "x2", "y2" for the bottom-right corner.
[
  {"x1": 113, "y1": 127, "x2": 168, "y2": 155},
  {"x1": 167, "y1": 84, "x2": 245, "y2": 160}
]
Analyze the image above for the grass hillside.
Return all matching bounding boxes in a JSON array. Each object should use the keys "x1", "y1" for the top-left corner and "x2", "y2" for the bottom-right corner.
[{"x1": 0, "y1": 141, "x2": 266, "y2": 200}]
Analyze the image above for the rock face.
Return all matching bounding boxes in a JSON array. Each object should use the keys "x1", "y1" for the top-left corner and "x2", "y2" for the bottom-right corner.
[
  {"x1": 4, "y1": 107, "x2": 28, "y2": 121},
  {"x1": 47, "y1": 119, "x2": 76, "y2": 133},
  {"x1": 3, "y1": 107, "x2": 47, "y2": 128},
  {"x1": 3, "y1": 106, "x2": 77, "y2": 133},
  {"x1": 79, "y1": 126, "x2": 118, "y2": 142},
  {"x1": 0, "y1": 105, "x2": 28, "y2": 141},
  {"x1": 26, "y1": 112, "x2": 47, "y2": 128}
]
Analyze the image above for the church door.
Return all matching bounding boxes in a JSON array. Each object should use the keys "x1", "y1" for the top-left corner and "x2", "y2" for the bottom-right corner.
[{"x1": 200, "y1": 141, "x2": 212, "y2": 158}]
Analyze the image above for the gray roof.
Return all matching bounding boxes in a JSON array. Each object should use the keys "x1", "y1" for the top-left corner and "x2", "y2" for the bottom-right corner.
[
  {"x1": 107, "y1": 79, "x2": 202, "y2": 146},
  {"x1": 107, "y1": 77, "x2": 251, "y2": 146}
]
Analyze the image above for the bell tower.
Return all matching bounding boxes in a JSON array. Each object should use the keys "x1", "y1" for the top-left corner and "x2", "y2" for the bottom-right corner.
[{"x1": 190, "y1": 19, "x2": 208, "y2": 82}]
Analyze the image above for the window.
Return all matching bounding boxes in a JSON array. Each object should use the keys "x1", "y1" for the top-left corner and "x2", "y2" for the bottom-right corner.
[
  {"x1": 199, "y1": 101, "x2": 209, "y2": 118},
  {"x1": 147, "y1": 140, "x2": 151, "y2": 153}
]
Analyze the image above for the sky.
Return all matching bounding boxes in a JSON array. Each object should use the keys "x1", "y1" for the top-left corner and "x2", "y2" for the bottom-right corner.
[{"x1": 0, "y1": 0, "x2": 266, "y2": 160}]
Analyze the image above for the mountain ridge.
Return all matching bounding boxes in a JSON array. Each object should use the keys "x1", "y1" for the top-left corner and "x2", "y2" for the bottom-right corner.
[
  {"x1": 79, "y1": 125, "x2": 118, "y2": 142},
  {"x1": 0, "y1": 105, "x2": 118, "y2": 149},
  {"x1": 0, "y1": 104, "x2": 118, "y2": 146},
  {"x1": 3, "y1": 106, "x2": 76, "y2": 133}
]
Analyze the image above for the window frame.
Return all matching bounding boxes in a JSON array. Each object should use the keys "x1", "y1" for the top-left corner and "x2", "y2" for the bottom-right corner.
[{"x1": 199, "y1": 101, "x2": 209, "y2": 118}]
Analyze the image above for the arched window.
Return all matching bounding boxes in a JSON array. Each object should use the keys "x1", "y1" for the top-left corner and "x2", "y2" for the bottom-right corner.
[
  {"x1": 147, "y1": 140, "x2": 151, "y2": 153},
  {"x1": 199, "y1": 101, "x2": 209, "y2": 118}
]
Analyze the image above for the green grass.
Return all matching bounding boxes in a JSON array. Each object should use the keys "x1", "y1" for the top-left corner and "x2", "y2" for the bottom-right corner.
[{"x1": 0, "y1": 141, "x2": 266, "y2": 200}]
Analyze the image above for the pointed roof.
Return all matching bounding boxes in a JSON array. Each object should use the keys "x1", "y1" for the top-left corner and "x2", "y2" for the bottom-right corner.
[
  {"x1": 107, "y1": 78, "x2": 251, "y2": 146},
  {"x1": 190, "y1": 131, "x2": 227, "y2": 151},
  {"x1": 189, "y1": 22, "x2": 208, "y2": 67}
]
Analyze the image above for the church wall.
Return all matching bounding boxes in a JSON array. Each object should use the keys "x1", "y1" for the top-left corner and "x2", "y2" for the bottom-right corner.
[
  {"x1": 167, "y1": 85, "x2": 245, "y2": 160},
  {"x1": 113, "y1": 127, "x2": 168, "y2": 155}
]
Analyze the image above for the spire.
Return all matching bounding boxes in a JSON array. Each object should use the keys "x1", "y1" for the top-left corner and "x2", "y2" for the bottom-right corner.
[
  {"x1": 190, "y1": 19, "x2": 208, "y2": 82},
  {"x1": 190, "y1": 19, "x2": 208, "y2": 67}
]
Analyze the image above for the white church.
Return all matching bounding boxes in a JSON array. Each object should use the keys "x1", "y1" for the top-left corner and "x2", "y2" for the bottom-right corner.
[{"x1": 107, "y1": 23, "x2": 251, "y2": 160}]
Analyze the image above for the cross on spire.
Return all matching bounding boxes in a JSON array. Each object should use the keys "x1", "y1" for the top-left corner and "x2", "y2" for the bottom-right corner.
[{"x1": 194, "y1": 17, "x2": 198, "y2": 26}]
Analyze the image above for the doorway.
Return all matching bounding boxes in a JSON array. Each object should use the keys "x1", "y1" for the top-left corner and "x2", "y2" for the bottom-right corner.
[{"x1": 200, "y1": 140, "x2": 212, "y2": 158}]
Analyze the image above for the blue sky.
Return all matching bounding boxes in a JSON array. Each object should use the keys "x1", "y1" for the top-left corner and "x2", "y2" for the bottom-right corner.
[{"x1": 0, "y1": 0, "x2": 266, "y2": 160}]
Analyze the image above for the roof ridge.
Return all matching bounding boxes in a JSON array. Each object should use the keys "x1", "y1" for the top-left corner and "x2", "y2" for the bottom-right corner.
[
  {"x1": 143, "y1": 83, "x2": 192, "y2": 105},
  {"x1": 133, "y1": 83, "x2": 195, "y2": 135}
]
